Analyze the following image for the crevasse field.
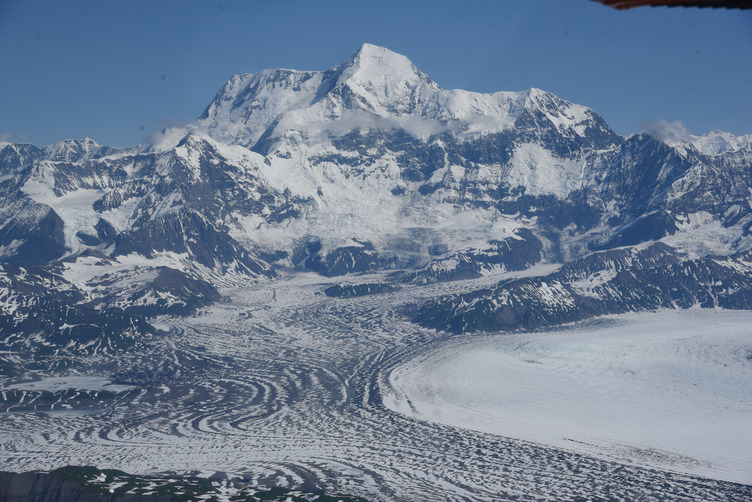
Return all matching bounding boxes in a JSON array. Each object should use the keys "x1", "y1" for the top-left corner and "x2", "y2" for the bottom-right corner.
[{"x1": 384, "y1": 309, "x2": 752, "y2": 485}]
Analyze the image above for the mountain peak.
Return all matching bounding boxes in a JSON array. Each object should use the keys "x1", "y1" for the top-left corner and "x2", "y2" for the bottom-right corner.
[
  {"x1": 44, "y1": 136, "x2": 106, "y2": 162},
  {"x1": 308, "y1": 44, "x2": 441, "y2": 119},
  {"x1": 350, "y1": 43, "x2": 407, "y2": 66},
  {"x1": 49, "y1": 136, "x2": 100, "y2": 148},
  {"x1": 333, "y1": 43, "x2": 438, "y2": 94},
  {"x1": 354, "y1": 42, "x2": 394, "y2": 58},
  {"x1": 196, "y1": 45, "x2": 618, "y2": 148}
]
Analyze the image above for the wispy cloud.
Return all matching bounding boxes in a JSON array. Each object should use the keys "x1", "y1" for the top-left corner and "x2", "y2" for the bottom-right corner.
[
  {"x1": 641, "y1": 119, "x2": 693, "y2": 143},
  {"x1": 145, "y1": 118, "x2": 205, "y2": 151},
  {"x1": 0, "y1": 132, "x2": 28, "y2": 144}
]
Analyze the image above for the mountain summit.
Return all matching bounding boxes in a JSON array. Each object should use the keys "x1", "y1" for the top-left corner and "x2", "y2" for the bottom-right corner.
[
  {"x1": 198, "y1": 44, "x2": 617, "y2": 152},
  {"x1": 317, "y1": 43, "x2": 441, "y2": 114},
  {"x1": 327, "y1": 43, "x2": 438, "y2": 93},
  {"x1": 199, "y1": 43, "x2": 445, "y2": 147}
]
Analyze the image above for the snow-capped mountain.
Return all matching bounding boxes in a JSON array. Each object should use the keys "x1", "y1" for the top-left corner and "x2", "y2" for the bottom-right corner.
[
  {"x1": 198, "y1": 44, "x2": 615, "y2": 149},
  {"x1": 2, "y1": 44, "x2": 752, "y2": 502},
  {"x1": 0, "y1": 43, "x2": 751, "y2": 356}
]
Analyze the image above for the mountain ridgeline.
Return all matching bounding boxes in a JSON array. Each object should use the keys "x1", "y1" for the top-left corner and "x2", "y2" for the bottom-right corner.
[{"x1": 1, "y1": 43, "x2": 751, "y2": 358}]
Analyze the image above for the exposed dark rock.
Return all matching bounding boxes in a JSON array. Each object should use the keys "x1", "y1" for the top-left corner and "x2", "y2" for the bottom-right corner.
[
  {"x1": 0, "y1": 264, "x2": 154, "y2": 357},
  {"x1": 0, "y1": 467, "x2": 370, "y2": 502},
  {"x1": 302, "y1": 240, "x2": 391, "y2": 277},
  {"x1": 405, "y1": 229, "x2": 543, "y2": 284},
  {"x1": 0, "y1": 207, "x2": 66, "y2": 266},
  {"x1": 415, "y1": 246, "x2": 752, "y2": 334},
  {"x1": 124, "y1": 267, "x2": 221, "y2": 316},
  {"x1": 602, "y1": 211, "x2": 679, "y2": 249},
  {"x1": 112, "y1": 210, "x2": 274, "y2": 278}
]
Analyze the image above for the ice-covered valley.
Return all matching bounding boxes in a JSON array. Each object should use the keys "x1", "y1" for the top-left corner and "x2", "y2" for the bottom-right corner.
[{"x1": 385, "y1": 309, "x2": 752, "y2": 485}]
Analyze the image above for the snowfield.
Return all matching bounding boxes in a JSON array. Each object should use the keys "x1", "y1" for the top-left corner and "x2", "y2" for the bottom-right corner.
[{"x1": 385, "y1": 309, "x2": 752, "y2": 484}]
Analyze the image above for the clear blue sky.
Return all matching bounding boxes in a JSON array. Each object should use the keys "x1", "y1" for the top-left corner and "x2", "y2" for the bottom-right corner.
[{"x1": 1, "y1": 0, "x2": 750, "y2": 147}]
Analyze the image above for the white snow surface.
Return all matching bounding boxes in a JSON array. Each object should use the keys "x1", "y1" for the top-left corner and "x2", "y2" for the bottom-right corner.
[
  {"x1": 198, "y1": 43, "x2": 597, "y2": 148},
  {"x1": 21, "y1": 177, "x2": 104, "y2": 254},
  {"x1": 385, "y1": 309, "x2": 752, "y2": 484},
  {"x1": 505, "y1": 143, "x2": 587, "y2": 197},
  {"x1": 5, "y1": 376, "x2": 133, "y2": 393},
  {"x1": 690, "y1": 130, "x2": 752, "y2": 156},
  {"x1": 654, "y1": 127, "x2": 752, "y2": 156}
]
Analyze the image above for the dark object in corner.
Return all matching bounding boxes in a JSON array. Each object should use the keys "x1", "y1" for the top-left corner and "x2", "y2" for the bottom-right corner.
[{"x1": 593, "y1": 0, "x2": 752, "y2": 10}]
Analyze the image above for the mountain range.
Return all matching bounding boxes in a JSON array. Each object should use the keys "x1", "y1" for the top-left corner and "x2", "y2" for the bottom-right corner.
[{"x1": 1, "y1": 42, "x2": 751, "y2": 365}]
